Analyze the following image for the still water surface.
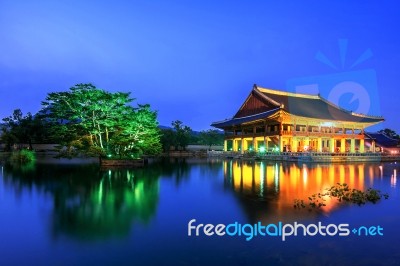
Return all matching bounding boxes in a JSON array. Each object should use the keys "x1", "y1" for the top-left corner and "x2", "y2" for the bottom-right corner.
[{"x1": 0, "y1": 158, "x2": 399, "y2": 265}]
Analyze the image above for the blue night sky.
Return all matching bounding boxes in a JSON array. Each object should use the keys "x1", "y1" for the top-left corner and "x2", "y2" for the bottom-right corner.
[{"x1": 0, "y1": 1, "x2": 399, "y2": 131}]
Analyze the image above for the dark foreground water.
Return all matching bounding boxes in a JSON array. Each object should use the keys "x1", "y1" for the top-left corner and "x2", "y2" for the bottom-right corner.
[{"x1": 0, "y1": 157, "x2": 399, "y2": 265}]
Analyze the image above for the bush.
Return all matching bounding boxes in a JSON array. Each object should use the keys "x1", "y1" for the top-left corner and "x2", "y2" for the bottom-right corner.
[
  {"x1": 10, "y1": 149, "x2": 36, "y2": 163},
  {"x1": 294, "y1": 183, "x2": 389, "y2": 210}
]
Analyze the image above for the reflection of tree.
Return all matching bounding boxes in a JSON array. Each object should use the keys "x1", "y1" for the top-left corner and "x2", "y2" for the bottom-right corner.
[
  {"x1": 53, "y1": 168, "x2": 160, "y2": 240},
  {"x1": 199, "y1": 159, "x2": 224, "y2": 178},
  {"x1": 2, "y1": 163, "x2": 161, "y2": 241},
  {"x1": 154, "y1": 158, "x2": 191, "y2": 186},
  {"x1": 152, "y1": 158, "x2": 223, "y2": 186}
]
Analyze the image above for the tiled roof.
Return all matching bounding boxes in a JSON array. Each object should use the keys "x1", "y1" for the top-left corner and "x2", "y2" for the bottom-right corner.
[
  {"x1": 364, "y1": 132, "x2": 399, "y2": 148},
  {"x1": 211, "y1": 108, "x2": 280, "y2": 128},
  {"x1": 257, "y1": 86, "x2": 384, "y2": 123}
]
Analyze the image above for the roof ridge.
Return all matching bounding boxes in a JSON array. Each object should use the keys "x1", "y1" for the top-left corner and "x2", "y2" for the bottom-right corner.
[
  {"x1": 349, "y1": 111, "x2": 384, "y2": 119},
  {"x1": 211, "y1": 108, "x2": 281, "y2": 126},
  {"x1": 232, "y1": 107, "x2": 281, "y2": 120},
  {"x1": 210, "y1": 118, "x2": 231, "y2": 124},
  {"x1": 253, "y1": 86, "x2": 281, "y2": 106},
  {"x1": 255, "y1": 85, "x2": 320, "y2": 99}
]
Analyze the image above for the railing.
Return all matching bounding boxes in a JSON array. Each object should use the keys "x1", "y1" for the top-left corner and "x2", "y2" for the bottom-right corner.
[
  {"x1": 207, "y1": 150, "x2": 392, "y2": 157},
  {"x1": 258, "y1": 152, "x2": 385, "y2": 157},
  {"x1": 285, "y1": 131, "x2": 361, "y2": 137},
  {"x1": 209, "y1": 151, "x2": 400, "y2": 162},
  {"x1": 225, "y1": 131, "x2": 363, "y2": 137},
  {"x1": 224, "y1": 132, "x2": 279, "y2": 138}
]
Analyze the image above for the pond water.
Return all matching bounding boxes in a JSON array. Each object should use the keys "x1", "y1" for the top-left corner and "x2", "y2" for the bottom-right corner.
[{"x1": 0, "y1": 157, "x2": 399, "y2": 265}]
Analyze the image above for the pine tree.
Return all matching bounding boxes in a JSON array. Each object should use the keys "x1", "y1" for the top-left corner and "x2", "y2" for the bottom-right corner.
[{"x1": 42, "y1": 83, "x2": 161, "y2": 158}]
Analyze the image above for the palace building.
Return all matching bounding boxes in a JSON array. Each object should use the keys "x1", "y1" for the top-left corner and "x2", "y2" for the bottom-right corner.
[{"x1": 211, "y1": 85, "x2": 384, "y2": 153}]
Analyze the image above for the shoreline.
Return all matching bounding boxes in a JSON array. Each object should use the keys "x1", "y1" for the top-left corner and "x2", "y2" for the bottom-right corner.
[
  {"x1": 208, "y1": 151, "x2": 400, "y2": 163},
  {"x1": 2, "y1": 151, "x2": 399, "y2": 165}
]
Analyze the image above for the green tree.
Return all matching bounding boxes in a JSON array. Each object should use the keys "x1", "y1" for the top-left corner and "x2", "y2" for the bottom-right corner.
[
  {"x1": 378, "y1": 128, "x2": 399, "y2": 139},
  {"x1": 160, "y1": 129, "x2": 176, "y2": 152},
  {"x1": 199, "y1": 129, "x2": 224, "y2": 150},
  {"x1": 0, "y1": 128, "x2": 18, "y2": 151},
  {"x1": 2, "y1": 109, "x2": 32, "y2": 149},
  {"x1": 41, "y1": 83, "x2": 161, "y2": 158},
  {"x1": 1, "y1": 109, "x2": 53, "y2": 150},
  {"x1": 108, "y1": 104, "x2": 162, "y2": 158},
  {"x1": 171, "y1": 120, "x2": 192, "y2": 150}
]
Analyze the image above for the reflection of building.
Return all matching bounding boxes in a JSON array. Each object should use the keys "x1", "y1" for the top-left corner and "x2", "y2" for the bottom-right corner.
[
  {"x1": 212, "y1": 85, "x2": 384, "y2": 153},
  {"x1": 224, "y1": 161, "x2": 370, "y2": 222}
]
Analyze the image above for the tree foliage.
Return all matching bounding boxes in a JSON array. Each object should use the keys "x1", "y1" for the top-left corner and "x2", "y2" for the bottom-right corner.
[
  {"x1": 378, "y1": 128, "x2": 399, "y2": 139},
  {"x1": 159, "y1": 124, "x2": 223, "y2": 152},
  {"x1": 1, "y1": 109, "x2": 53, "y2": 150},
  {"x1": 41, "y1": 83, "x2": 161, "y2": 158},
  {"x1": 160, "y1": 129, "x2": 176, "y2": 152},
  {"x1": 171, "y1": 120, "x2": 192, "y2": 151},
  {"x1": 199, "y1": 129, "x2": 224, "y2": 149},
  {"x1": 159, "y1": 121, "x2": 193, "y2": 152}
]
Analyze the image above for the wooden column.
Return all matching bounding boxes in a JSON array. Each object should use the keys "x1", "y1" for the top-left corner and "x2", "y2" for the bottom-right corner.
[
  {"x1": 360, "y1": 139, "x2": 365, "y2": 153},
  {"x1": 330, "y1": 139, "x2": 335, "y2": 153},
  {"x1": 252, "y1": 127, "x2": 256, "y2": 150},
  {"x1": 340, "y1": 139, "x2": 346, "y2": 153},
  {"x1": 224, "y1": 140, "x2": 227, "y2": 151},
  {"x1": 317, "y1": 137, "x2": 322, "y2": 152},
  {"x1": 305, "y1": 137, "x2": 310, "y2": 151},
  {"x1": 292, "y1": 137, "x2": 298, "y2": 152},
  {"x1": 279, "y1": 136, "x2": 283, "y2": 152},
  {"x1": 350, "y1": 139, "x2": 355, "y2": 153}
]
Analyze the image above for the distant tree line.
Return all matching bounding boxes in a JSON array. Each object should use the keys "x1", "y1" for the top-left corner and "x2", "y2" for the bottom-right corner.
[
  {"x1": 378, "y1": 128, "x2": 400, "y2": 139},
  {"x1": 160, "y1": 120, "x2": 224, "y2": 152},
  {"x1": 0, "y1": 83, "x2": 224, "y2": 157},
  {"x1": 1, "y1": 109, "x2": 56, "y2": 150}
]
